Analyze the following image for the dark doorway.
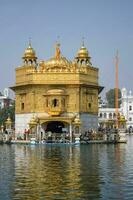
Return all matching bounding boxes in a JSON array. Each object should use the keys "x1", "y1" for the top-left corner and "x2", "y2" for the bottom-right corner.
[{"x1": 46, "y1": 121, "x2": 64, "y2": 133}]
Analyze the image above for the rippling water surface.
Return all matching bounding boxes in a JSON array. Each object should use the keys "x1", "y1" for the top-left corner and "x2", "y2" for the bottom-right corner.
[{"x1": 1, "y1": 136, "x2": 133, "y2": 200}]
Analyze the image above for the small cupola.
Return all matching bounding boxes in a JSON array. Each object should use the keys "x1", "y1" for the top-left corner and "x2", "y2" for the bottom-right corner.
[
  {"x1": 75, "y1": 40, "x2": 92, "y2": 65},
  {"x1": 22, "y1": 41, "x2": 37, "y2": 65}
]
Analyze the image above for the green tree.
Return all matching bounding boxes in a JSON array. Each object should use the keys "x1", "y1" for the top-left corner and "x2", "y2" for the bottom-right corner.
[{"x1": 106, "y1": 88, "x2": 121, "y2": 108}]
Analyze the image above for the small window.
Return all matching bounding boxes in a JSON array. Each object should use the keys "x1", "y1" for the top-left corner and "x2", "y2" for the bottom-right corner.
[
  {"x1": 113, "y1": 113, "x2": 116, "y2": 119},
  {"x1": 21, "y1": 103, "x2": 24, "y2": 110},
  {"x1": 88, "y1": 103, "x2": 91, "y2": 108},
  {"x1": 100, "y1": 113, "x2": 102, "y2": 118},
  {"x1": 109, "y1": 113, "x2": 112, "y2": 119},
  {"x1": 52, "y1": 99, "x2": 58, "y2": 107},
  {"x1": 129, "y1": 117, "x2": 132, "y2": 121},
  {"x1": 46, "y1": 98, "x2": 48, "y2": 107},
  {"x1": 129, "y1": 106, "x2": 132, "y2": 111},
  {"x1": 104, "y1": 113, "x2": 107, "y2": 118}
]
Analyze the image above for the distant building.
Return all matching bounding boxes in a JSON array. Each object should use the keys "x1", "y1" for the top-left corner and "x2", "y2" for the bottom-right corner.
[
  {"x1": 0, "y1": 88, "x2": 13, "y2": 109},
  {"x1": 98, "y1": 88, "x2": 133, "y2": 129},
  {"x1": 121, "y1": 88, "x2": 133, "y2": 129}
]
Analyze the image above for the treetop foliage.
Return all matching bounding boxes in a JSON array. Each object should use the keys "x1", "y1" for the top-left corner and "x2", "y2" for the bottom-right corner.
[{"x1": 106, "y1": 88, "x2": 121, "y2": 108}]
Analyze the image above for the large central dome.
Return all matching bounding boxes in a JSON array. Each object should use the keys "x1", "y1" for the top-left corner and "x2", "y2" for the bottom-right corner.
[
  {"x1": 45, "y1": 43, "x2": 71, "y2": 70},
  {"x1": 45, "y1": 56, "x2": 71, "y2": 68}
]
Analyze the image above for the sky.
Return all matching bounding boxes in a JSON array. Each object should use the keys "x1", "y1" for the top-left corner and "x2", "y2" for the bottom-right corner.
[{"x1": 0, "y1": 0, "x2": 133, "y2": 98}]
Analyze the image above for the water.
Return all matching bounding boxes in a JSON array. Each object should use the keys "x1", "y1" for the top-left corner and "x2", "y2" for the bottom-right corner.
[{"x1": 0, "y1": 136, "x2": 133, "y2": 200}]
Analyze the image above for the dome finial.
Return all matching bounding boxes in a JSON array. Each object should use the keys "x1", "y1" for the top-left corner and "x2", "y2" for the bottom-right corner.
[
  {"x1": 55, "y1": 37, "x2": 61, "y2": 59},
  {"x1": 28, "y1": 37, "x2": 32, "y2": 47},
  {"x1": 57, "y1": 35, "x2": 60, "y2": 43},
  {"x1": 82, "y1": 36, "x2": 85, "y2": 47}
]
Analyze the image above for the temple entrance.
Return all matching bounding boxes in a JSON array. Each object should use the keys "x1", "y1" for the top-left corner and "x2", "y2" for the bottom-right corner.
[
  {"x1": 45, "y1": 121, "x2": 65, "y2": 133},
  {"x1": 40, "y1": 120, "x2": 73, "y2": 143}
]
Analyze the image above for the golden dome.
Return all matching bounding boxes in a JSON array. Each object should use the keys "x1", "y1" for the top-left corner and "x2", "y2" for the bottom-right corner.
[
  {"x1": 45, "y1": 56, "x2": 71, "y2": 69},
  {"x1": 75, "y1": 42, "x2": 92, "y2": 65},
  {"x1": 45, "y1": 43, "x2": 71, "y2": 70},
  {"x1": 23, "y1": 43, "x2": 37, "y2": 59},
  {"x1": 77, "y1": 45, "x2": 89, "y2": 58},
  {"x1": 74, "y1": 115, "x2": 81, "y2": 125},
  {"x1": 29, "y1": 116, "x2": 37, "y2": 126},
  {"x1": 5, "y1": 116, "x2": 12, "y2": 124}
]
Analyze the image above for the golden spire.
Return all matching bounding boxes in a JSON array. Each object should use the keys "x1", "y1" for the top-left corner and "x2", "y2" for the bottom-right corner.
[
  {"x1": 55, "y1": 43, "x2": 61, "y2": 59},
  {"x1": 82, "y1": 36, "x2": 85, "y2": 47},
  {"x1": 28, "y1": 37, "x2": 32, "y2": 47}
]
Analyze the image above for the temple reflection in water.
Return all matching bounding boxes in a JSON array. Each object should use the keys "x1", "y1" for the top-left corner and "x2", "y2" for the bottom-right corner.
[{"x1": 12, "y1": 144, "x2": 101, "y2": 200}]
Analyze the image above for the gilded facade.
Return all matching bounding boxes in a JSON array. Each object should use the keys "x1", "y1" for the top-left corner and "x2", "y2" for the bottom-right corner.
[{"x1": 11, "y1": 41, "x2": 103, "y2": 141}]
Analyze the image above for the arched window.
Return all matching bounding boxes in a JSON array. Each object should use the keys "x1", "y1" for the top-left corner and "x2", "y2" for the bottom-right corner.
[
  {"x1": 88, "y1": 103, "x2": 91, "y2": 108},
  {"x1": 109, "y1": 113, "x2": 112, "y2": 119},
  {"x1": 129, "y1": 117, "x2": 132, "y2": 121},
  {"x1": 46, "y1": 98, "x2": 48, "y2": 107},
  {"x1": 21, "y1": 103, "x2": 24, "y2": 110},
  {"x1": 113, "y1": 113, "x2": 116, "y2": 119},
  {"x1": 52, "y1": 99, "x2": 58, "y2": 107},
  {"x1": 129, "y1": 106, "x2": 132, "y2": 111},
  {"x1": 100, "y1": 113, "x2": 102, "y2": 118},
  {"x1": 104, "y1": 113, "x2": 107, "y2": 118}
]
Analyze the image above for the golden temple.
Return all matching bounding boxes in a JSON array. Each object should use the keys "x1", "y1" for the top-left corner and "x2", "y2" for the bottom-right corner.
[{"x1": 11, "y1": 41, "x2": 103, "y2": 141}]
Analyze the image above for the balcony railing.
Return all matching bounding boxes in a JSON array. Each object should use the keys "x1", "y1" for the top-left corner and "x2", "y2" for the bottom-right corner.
[{"x1": 48, "y1": 107, "x2": 65, "y2": 116}]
